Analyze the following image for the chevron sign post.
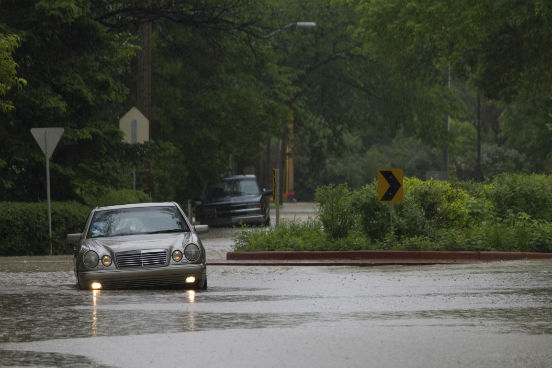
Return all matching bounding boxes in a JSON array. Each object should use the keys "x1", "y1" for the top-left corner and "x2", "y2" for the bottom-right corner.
[{"x1": 377, "y1": 168, "x2": 403, "y2": 233}]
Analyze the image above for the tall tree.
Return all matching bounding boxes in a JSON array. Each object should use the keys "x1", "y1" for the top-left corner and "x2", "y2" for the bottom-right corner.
[
  {"x1": 344, "y1": 0, "x2": 552, "y2": 178},
  {"x1": 0, "y1": 32, "x2": 24, "y2": 112},
  {"x1": 0, "y1": 0, "x2": 137, "y2": 201}
]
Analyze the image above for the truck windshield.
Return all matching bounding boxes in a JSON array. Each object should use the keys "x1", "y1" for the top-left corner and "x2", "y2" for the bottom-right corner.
[{"x1": 206, "y1": 178, "x2": 260, "y2": 200}]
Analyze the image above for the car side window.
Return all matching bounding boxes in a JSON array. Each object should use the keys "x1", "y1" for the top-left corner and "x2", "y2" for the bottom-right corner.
[{"x1": 240, "y1": 179, "x2": 260, "y2": 195}]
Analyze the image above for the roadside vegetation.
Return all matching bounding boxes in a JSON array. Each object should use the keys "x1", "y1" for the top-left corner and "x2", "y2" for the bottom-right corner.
[
  {"x1": 1, "y1": 2, "x2": 552, "y2": 255},
  {"x1": 0, "y1": 190, "x2": 150, "y2": 256},
  {"x1": 234, "y1": 173, "x2": 552, "y2": 253}
]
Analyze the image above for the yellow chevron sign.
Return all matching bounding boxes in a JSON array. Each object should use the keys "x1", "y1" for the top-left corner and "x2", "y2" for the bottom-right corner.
[{"x1": 377, "y1": 169, "x2": 403, "y2": 203}]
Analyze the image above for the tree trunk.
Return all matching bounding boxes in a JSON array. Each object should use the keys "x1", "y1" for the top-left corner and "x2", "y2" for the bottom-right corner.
[{"x1": 137, "y1": 21, "x2": 152, "y2": 194}]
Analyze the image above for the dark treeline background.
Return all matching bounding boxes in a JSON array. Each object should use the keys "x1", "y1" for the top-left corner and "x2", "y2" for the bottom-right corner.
[{"x1": 1, "y1": 0, "x2": 551, "y2": 204}]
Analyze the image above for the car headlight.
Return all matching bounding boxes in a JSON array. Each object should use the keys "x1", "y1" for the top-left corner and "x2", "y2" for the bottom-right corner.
[
  {"x1": 101, "y1": 255, "x2": 112, "y2": 267},
  {"x1": 83, "y1": 250, "x2": 99, "y2": 268},
  {"x1": 184, "y1": 243, "x2": 201, "y2": 262},
  {"x1": 172, "y1": 250, "x2": 183, "y2": 262}
]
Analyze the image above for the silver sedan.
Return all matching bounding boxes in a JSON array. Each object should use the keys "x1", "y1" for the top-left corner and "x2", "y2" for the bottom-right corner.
[{"x1": 69, "y1": 202, "x2": 207, "y2": 290}]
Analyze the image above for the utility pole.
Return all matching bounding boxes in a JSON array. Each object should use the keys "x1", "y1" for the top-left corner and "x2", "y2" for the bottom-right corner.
[
  {"x1": 137, "y1": 20, "x2": 152, "y2": 194},
  {"x1": 137, "y1": 21, "x2": 152, "y2": 123},
  {"x1": 442, "y1": 67, "x2": 451, "y2": 177}
]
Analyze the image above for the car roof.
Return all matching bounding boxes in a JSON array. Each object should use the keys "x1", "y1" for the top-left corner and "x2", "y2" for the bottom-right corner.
[{"x1": 93, "y1": 202, "x2": 179, "y2": 212}]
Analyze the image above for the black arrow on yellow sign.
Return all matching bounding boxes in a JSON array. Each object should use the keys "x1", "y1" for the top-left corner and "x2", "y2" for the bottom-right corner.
[{"x1": 378, "y1": 169, "x2": 403, "y2": 203}]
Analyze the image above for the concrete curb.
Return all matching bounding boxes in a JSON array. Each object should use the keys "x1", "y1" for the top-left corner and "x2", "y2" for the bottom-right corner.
[{"x1": 205, "y1": 250, "x2": 552, "y2": 266}]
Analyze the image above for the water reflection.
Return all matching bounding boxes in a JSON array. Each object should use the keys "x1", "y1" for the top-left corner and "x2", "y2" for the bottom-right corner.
[
  {"x1": 186, "y1": 290, "x2": 195, "y2": 303},
  {"x1": 186, "y1": 290, "x2": 196, "y2": 331},
  {"x1": 92, "y1": 290, "x2": 99, "y2": 337}
]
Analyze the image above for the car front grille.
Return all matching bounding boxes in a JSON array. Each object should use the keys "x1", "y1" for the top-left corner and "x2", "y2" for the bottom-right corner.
[{"x1": 115, "y1": 249, "x2": 168, "y2": 269}]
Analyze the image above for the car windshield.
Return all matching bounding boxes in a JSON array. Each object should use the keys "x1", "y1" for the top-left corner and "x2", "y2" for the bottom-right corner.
[
  {"x1": 87, "y1": 206, "x2": 189, "y2": 238},
  {"x1": 206, "y1": 178, "x2": 260, "y2": 200}
]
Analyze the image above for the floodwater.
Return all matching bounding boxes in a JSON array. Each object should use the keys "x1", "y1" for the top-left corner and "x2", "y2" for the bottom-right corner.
[
  {"x1": 0, "y1": 260, "x2": 551, "y2": 367},
  {"x1": 1, "y1": 204, "x2": 551, "y2": 367}
]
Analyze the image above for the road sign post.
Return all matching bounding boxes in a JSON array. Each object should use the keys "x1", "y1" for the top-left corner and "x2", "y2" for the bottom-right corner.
[
  {"x1": 119, "y1": 107, "x2": 149, "y2": 190},
  {"x1": 378, "y1": 169, "x2": 404, "y2": 233},
  {"x1": 31, "y1": 128, "x2": 64, "y2": 255},
  {"x1": 273, "y1": 168, "x2": 280, "y2": 226}
]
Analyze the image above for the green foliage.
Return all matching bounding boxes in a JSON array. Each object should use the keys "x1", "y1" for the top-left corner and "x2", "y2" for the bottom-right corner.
[
  {"x1": 315, "y1": 184, "x2": 357, "y2": 239},
  {"x1": 1, "y1": 0, "x2": 551, "y2": 207},
  {"x1": 0, "y1": 201, "x2": 90, "y2": 256},
  {"x1": 355, "y1": 178, "x2": 470, "y2": 240},
  {"x1": 234, "y1": 219, "x2": 325, "y2": 251},
  {"x1": 0, "y1": 33, "x2": 25, "y2": 112},
  {"x1": 403, "y1": 177, "x2": 470, "y2": 229},
  {"x1": 0, "y1": 0, "x2": 137, "y2": 202},
  {"x1": 86, "y1": 189, "x2": 151, "y2": 207},
  {"x1": 354, "y1": 182, "x2": 389, "y2": 239},
  {"x1": 485, "y1": 173, "x2": 552, "y2": 222},
  {"x1": 234, "y1": 219, "x2": 371, "y2": 252},
  {"x1": 151, "y1": 19, "x2": 289, "y2": 199},
  {"x1": 236, "y1": 174, "x2": 552, "y2": 252}
]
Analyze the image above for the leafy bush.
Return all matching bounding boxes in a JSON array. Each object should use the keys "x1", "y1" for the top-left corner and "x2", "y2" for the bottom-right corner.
[
  {"x1": 234, "y1": 219, "x2": 372, "y2": 252},
  {"x1": 233, "y1": 176, "x2": 552, "y2": 253},
  {"x1": 354, "y1": 182, "x2": 390, "y2": 239},
  {"x1": 485, "y1": 173, "x2": 552, "y2": 222},
  {"x1": 0, "y1": 202, "x2": 90, "y2": 256},
  {"x1": 315, "y1": 184, "x2": 357, "y2": 239},
  {"x1": 234, "y1": 219, "x2": 325, "y2": 252},
  {"x1": 403, "y1": 177, "x2": 470, "y2": 229},
  {"x1": 355, "y1": 178, "x2": 470, "y2": 240}
]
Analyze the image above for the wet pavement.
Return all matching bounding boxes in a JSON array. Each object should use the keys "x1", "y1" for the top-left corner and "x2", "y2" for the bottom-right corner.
[{"x1": 1, "y1": 260, "x2": 551, "y2": 367}]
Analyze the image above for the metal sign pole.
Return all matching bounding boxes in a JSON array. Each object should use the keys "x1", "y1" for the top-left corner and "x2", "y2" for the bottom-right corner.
[
  {"x1": 31, "y1": 127, "x2": 64, "y2": 256},
  {"x1": 275, "y1": 169, "x2": 280, "y2": 226},
  {"x1": 44, "y1": 131, "x2": 53, "y2": 255},
  {"x1": 389, "y1": 203, "x2": 394, "y2": 236}
]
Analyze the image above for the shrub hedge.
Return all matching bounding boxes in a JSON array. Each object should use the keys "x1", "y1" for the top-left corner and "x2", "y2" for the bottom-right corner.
[
  {"x1": 0, "y1": 202, "x2": 91, "y2": 256},
  {"x1": 0, "y1": 190, "x2": 151, "y2": 256},
  {"x1": 235, "y1": 173, "x2": 552, "y2": 253}
]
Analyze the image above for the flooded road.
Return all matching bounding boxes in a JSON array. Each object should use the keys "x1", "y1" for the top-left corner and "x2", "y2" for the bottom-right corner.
[
  {"x1": 1, "y1": 260, "x2": 551, "y2": 367},
  {"x1": 1, "y1": 205, "x2": 551, "y2": 367}
]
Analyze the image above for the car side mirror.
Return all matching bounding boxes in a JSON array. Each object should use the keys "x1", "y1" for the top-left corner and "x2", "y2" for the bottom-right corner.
[
  {"x1": 194, "y1": 225, "x2": 209, "y2": 234},
  {"x1": 262, "y1": 189, "x2": 273, "y2": 197},
  {"x1": 67, "y1": 233, "x2": 82, "y2": 244}
]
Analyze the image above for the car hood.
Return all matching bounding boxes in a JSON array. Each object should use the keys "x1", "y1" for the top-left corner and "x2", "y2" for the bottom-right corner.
[
  {"x1": 82, "y1": 232, "x2": 196, "y2": 254},
  {"x1": 202, "y1": 194, "x2": 262, "y2": 206}
]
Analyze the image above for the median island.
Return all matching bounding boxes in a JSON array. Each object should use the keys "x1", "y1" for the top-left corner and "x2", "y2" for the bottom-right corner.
[{"x1": 231, "y1": 175, "x2": 552, "y2": 264}]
